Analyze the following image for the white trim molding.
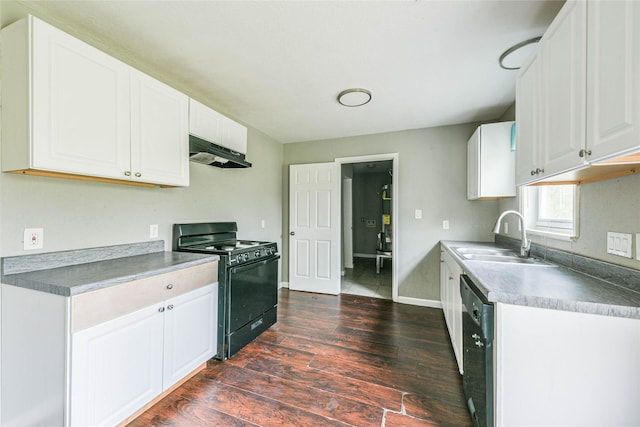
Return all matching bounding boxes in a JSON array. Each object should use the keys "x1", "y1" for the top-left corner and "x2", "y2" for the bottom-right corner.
[
  {"x1": 397, "y1": 296, "x2": 442, "y2": 309},
  {"x1": 279, "y1": 282, "x2": 289, "y2": 289}
]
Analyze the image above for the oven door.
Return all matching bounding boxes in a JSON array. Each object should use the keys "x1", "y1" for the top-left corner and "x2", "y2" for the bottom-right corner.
[{"x1": 226, "y1": 255, "x2": 279, "y2": 354}]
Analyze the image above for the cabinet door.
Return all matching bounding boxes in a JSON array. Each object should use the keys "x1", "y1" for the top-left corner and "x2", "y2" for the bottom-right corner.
[
  {"x1": 587, "y1": 0, "x2": 640, "y2": 161},
  {"x1": 516, "y1": 53, "x2": 540, "y2": 185},
  {"x1": 70, "y1": 304, "x2": 164, "y2": 427},
  {"x1": 222, "y1": 117, "x2": 248, "y2": 154},
  {"x1": 131, "y1": 70, "x2": 189, "y2": 186},
  {"x1": 467, "y1": 128, "x2": 480, "y2": 200},
  {"x1": 189, "y1": 98, "x2": 224, "y2": 144},
  {"x1": 163, "y1": 283, "x2": 217, "y2": 390},
  {"x1": 538, "y1": 0, "x2": 587, "y2": 177},
  {"x1": 31, "y1": 16, "x2": 131, "y2": 179}
]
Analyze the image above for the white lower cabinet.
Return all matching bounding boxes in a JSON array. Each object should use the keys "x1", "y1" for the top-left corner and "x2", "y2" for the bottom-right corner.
[
  {"x1": 162, "y1": 284, "x2": 217, "y2": 390},
  {"x1": 71, "y1": 283, "x2": 216, "y2": 426},
  {"x1": 71, "y1": 283, "x2": 217, "y2": 427},
  {"x1": 495, "y1": 303, "x2": 640, "y2": 426},
  {"x1": 71, "y1": 304, "x2": 164, "y2": 427},
  {"x1": 440, "y1": 249, "x2": 463, "y2": 373},
  {"x1": 1, "y1": 261, "x2": 218, "y2": 427}
]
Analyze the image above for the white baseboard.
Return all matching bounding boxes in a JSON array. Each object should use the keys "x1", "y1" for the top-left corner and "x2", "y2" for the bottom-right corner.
[
  {"x1": 279, "y1": 281, "x2": 289, "y2": 289},
  {"x1": 397, "y1": 296, "x2": 442, "y2": 309}
]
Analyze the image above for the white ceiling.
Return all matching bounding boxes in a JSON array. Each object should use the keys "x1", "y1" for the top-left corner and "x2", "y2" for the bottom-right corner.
[{"x1": 2, "y1": 0, "x2": 564, "y2": 144}]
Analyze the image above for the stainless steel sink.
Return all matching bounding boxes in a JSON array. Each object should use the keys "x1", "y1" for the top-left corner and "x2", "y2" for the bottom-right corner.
[
  {"x1": 453, "y1": 247, "x2": 556, "y2": 267},
  {"x1": 454, "y1": 247, "x2": 516, "y2": 256}
]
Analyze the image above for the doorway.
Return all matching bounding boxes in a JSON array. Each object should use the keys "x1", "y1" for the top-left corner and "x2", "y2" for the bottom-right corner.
[{"x1": 336, "y1": 154, "x2": 398, "y2": 301}]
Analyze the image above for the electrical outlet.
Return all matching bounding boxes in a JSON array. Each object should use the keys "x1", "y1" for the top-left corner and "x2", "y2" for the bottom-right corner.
[
  {"x1": 415, "y1": 209, "x2": 422, "y2": 219},
  {"x1": 443, "y1": 220, "x2": 450, "y2": 229},
  {"x1": 149, "y1": 224, "x2": 159, "y2": 239},
  {"x1": 261, "y1": 219, "x2": 266, "y2": 229},
  {"x1": 24, "y1": 228, "x2": 44, "y2": 250}
]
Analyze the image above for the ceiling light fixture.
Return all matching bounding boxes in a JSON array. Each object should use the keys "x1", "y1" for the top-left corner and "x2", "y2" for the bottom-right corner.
[
  {"x1": 499, "y1": 37, "x2": 541, "y2": 70},
  {"x1": 337, "y1": 88, "x2": 372, "y2": 107}
]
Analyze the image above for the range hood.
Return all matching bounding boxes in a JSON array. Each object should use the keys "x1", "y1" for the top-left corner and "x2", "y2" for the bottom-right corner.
[{"x1": 189, "y1": 135, "x2": 252, "y2": 168}]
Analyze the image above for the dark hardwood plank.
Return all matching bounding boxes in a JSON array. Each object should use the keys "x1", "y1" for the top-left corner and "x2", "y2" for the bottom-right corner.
[
  {"x1": 128, "y1": 289, "x2": 473, "y2": 426},
  {"x1": 242, "y1": 354, "x2": 404, "y2": 411},
  {"x1": 204, "y1": 364, "x2": 384, "y2": 425},
  {"x1": 384, "y1": 411, "x2": 438, "y2": 426}
]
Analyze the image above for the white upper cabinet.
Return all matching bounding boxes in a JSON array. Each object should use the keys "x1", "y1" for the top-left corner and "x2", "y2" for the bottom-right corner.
[
  {"x1": 517, "y1": 0, "x2": 640, "y2": 185},
  {"x1": 516, "y1": 53, "x2": 540, "y2": 185},
  {"x1": 189, "y1": 98, "x2": 224, "y2": 144},
  {"x1": 130, "y1": 70, "x2": 189, "y2": 186},
  {"x1": 538, "y1": 0, "x2": 587, "y2": 177},
  {"x1": 1, "y1": 15, "x2": 189, "y2": 187},
  {"x1": 467, "y1": 121, "x2": 516, "y2": 200},
  {"x1": 516, "y1": 0, "x2": 587, "y2": 185},
  {"x1": 189, "y1": 98, "x2": 248, "y2": 154},
  {"x1": 586, "y1": 0, "x2": 640, "y2": 161}
]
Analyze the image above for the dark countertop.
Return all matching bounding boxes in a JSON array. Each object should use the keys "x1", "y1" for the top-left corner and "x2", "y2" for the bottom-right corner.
[
  {"x1": 441, "y1": 240, "x2": 640, "y2": 319},
  {"x1": 1, "y1": 251, "x2": 219, "y2": 297}
]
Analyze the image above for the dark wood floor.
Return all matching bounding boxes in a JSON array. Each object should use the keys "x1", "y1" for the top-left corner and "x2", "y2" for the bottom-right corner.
[{"x1": 128, "y1": 289, "x2": 473, "y2": 426}]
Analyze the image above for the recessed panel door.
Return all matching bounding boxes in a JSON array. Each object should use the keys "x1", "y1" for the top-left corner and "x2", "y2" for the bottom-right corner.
[{"x1": 289, "y1": 162, "x2": 340, "y2": 294}]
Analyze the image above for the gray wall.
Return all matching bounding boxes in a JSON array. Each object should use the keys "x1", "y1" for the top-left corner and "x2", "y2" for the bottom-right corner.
[
  {"x1": 497, "y1": 174, "x2": 640, "y2": 269},
  {"x1": 352, "y1": 170, "x2": 390, "y2": 255},
  {"x1": 283, "y1": 125, "x2": 501, "y2": 300},
  {"x1": 0, "y1": 129, "x2": 284, "y2": 258}
]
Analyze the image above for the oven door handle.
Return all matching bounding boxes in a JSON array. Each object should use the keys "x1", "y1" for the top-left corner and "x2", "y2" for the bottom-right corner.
[{"x1": 229, "y1": 255, "x2": 280, "y2": 274}]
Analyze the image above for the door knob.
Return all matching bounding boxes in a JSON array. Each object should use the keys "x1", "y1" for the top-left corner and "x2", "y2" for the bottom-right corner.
[{"x1": 290, "y1": 231, "x2": 295, "y2": 236}]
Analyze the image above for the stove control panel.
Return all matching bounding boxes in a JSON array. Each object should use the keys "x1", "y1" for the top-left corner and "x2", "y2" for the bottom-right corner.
[{"x1": 230, "y1": 244, "x2": 278, "y2": 264}]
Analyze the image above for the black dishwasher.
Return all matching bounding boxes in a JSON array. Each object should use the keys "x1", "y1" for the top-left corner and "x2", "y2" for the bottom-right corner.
[{"x1": 460, "y1": 274, "x2": 494, "y2": 427}]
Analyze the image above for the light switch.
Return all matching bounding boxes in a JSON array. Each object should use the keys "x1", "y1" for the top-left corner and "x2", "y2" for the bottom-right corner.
[
  {"x1": 607, "y1": 232, "x2": 632, "y2": 258},
  {"x1": 415, "y1": 209, "x2": 422, "y2": 219},
  {"x1": 443, "y1": 220, "x2": 450, "y2": 229}
]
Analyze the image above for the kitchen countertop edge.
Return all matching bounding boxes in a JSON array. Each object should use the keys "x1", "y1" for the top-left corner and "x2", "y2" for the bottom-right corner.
[
  {"x1": 441, "y1": 240, "x2": 640, "y2": 320},
  {"x1": 1, "y1": 252, "x2": 220, "y2": 297}
]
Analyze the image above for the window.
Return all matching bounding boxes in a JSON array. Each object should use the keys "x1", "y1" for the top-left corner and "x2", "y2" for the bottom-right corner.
[{"x1": 521, "y1": 184, "x2": 579, "y2": 239}]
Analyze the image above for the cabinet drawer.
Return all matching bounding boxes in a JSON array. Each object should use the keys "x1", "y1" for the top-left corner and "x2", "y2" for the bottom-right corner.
[{"x1": 71, "y1": 261, "x2": 217, "y2": 333}]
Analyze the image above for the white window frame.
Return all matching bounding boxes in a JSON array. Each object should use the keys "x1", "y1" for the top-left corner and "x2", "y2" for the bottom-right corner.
[{"x1": 520, "y1": 184, "x2": 580, "y2": 241}]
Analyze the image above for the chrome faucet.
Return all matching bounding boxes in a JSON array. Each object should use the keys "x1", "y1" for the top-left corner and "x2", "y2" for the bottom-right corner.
[{"x1": 493, "y1": 210, "x2": 531, "y2": 258}]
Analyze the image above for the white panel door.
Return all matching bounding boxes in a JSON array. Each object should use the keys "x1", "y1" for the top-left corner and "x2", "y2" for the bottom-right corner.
[
  {"x1": 70, "y1": 304, "x2": 164, "y2": 427},
  {"x1": 587, "y1": 0, "x2": 640, "y2": 161},
  {"x1": 163, "y1": 284, "x2": 217, "y2": 390},
  {"x1": 130, "y1": 69, "x2": 189, "y2": 186},
  {"x1": 289, "y1": 162, "x2": 341, "y2": 294}
]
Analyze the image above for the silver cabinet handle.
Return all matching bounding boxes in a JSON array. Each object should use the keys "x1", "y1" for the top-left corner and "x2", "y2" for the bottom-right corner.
[
  {"x1": 135, "y1": 172, "x2": 142, "y2": 177},
  {"x1": 124, "y1": 171, "x2": 131, "y2": 177},
  {"x1": 531, "y1": 167, "x2": 546, "y2": 176},
  {"x1": 579, "y1": 149, "x2": 592, "y2": 158},
  {"x1": 166, "y1": 284, "x2": 174, "y2": 290},
  {"x1": 167, "y1": 304, "x2": 174, "y2": 310},
  {"x1": 158, "y1": 307, "x2": 165, "y2": 313}
]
